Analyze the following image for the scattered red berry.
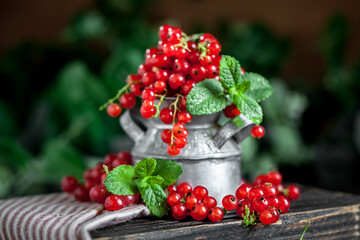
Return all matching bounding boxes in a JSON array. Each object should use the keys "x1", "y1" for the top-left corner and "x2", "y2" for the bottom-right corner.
[
  {"x1": 222, "y1": 195, "x2": 237, "y2": 210},
  {"x1": 251, "y1": 125, "x2": 265, "y2": 138},
  {"x1": 107, "y1": 103, "x2": 122, "y2": 117},
  {"x1": 287, "y1": 184, "x2": 301, "y2": 200},
  {"x1": 61, "y1": 176, "x2": 79, "y2": 193},
  {"x1": 208, "y1": 207, "x2": 224, "y2": 222},
  {"x1": 105, "y1": 195, "x2": 125, "y2": 211}
]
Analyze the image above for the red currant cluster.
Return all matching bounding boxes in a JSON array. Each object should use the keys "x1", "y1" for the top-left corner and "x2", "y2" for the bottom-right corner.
[
  {"x1": 102, "y1": 24, "x2": 224, "y2": 156},
  {"x1": 167, "y1": 183, "x2": 224, "y2": 222},
  {"x1": 229, "y1": 170, "x2": 300, "y2": 225},
  {"x1": 61, "y1": 152, "x2": 139, "y2": 211}
]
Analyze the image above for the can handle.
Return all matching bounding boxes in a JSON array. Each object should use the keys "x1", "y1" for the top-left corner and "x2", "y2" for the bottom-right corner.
[
  {"x1": 212, "y1": 114, "x2": 255, "y2": 148},
  {"x1": 119, "y1": 110, "x2": 145, "y2": 143}
]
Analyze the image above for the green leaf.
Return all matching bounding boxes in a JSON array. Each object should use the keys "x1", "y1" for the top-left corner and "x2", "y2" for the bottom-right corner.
[
  {"x1": 242, "y1": 73, "x2": 273, "y2": 102},
  {"x1": 219, "y1": 55, "x2": 241, "y2": 89},
  {"x1": 152, "y1": 159, "x2": 183, "y2": 188},
  {"x1": 233, "y1": 94, "x2": 263, "y2": 124},
  {"x1": 134, "y1": 158, "x2": 156, "y2": 179},
  {"x1": 104, "y1": 165, "x2": 138, "y2": 195},
  {"x1": 186, "y1": 79, "x2": 227, "y2": 115},
  {"x1": 138, "y1": 177, "x2": 168, "y2": 217}
]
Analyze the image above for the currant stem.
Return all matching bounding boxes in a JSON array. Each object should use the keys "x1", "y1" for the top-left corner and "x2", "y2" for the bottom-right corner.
[
  {"x1": 299, "y1": 221, "x2": 311, "y2": 240},
  {"x1": 153, "y1": 93, "x2": 167, "y2": 118},
  {"x1": 103, "y1": 165, "x2": 109, "y2": 175},
  {"x1": 99, "y1": 84, "x2": 130, "y2": 111},
  {"x1": 169, "y1": 94, "x2": 183, "y2": 145}
]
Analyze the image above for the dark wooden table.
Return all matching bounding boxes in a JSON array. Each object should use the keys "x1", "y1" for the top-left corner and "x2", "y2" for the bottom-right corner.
[{"x1": 91, "y1": 186, "x2": 360, "y2": 239}]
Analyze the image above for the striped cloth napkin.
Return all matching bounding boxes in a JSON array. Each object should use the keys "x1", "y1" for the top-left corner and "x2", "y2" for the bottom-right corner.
[{"x1": 0, "y1": 193, "x2": 150, "y2": 240}]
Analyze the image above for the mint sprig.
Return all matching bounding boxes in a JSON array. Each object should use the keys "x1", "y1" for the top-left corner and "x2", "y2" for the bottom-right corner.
[
  {"x1": 104, "y1": 158, "x2": 183, "y2": 217},
  {"x1": 186, "y1": 55, "x2": 273, "y2": 125},
  {"x1": 242, "y1": 205, "x2": 257, "y2": 228}
]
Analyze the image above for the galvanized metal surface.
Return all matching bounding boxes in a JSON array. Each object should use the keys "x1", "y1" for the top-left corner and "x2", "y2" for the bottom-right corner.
[{"x1": 119, "y1": 99, "x2": 254, "y2": 203}]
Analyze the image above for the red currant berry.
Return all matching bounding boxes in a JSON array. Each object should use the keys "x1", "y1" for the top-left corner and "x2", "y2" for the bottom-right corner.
[
  {"x1": 287, "y1": 184, "x2": 300, "y2": 200},
  {"x1": 126, "y1": 74, "x2": 141, "y2": 84},
  {"x1": 112, "y1": 157, "x2": 131, "y2": 168},
  {"x1": 142, "y1": 88, "x2": 156, "y2": 101},
  {"x1": 100, "y1": 173, "x2": 107, "y2": 185},
  {"x1": 202, "y1": 196, "x2": 217, "y2": 209},
  {"x1": 145, "y1": 47, "x2": 158, "y2": 59},
  {"x1": 187, "y1": 40, "x2": 197, "y2": 51},
  {"x1": 84, "y1": 180, "x2": 96, "y2": 192},
  {"x1": 251, "y1": 125, "x2": 265, "y2": 139},
  {"x1": 173, "y1": 59, "x2": 190, "y2": 73},
  {"x1": 167, "y1": 192, "x2": 182, "y2": 206},
  {"x1": 142, "y1": 100, "x2": 155, "y2": 111},
  {"x1": 159, "y1": 24, "x2": 171, "y2": 41},
  {"x1": 185, "y1": 195, "x2": 198, "y2": 210},
  {"x1": 105, "y1": 195, "x2": 125, "y2": 211},
  {"x1": 89, "y1": 185, "x2": 109, "y2": 204},
  {"x1": 107, "y1": 103, "x2": 122, "y2": 117},
  {"x1": 207, "y1": 41, "x2": 221, "y2": 55},
  {"x1": 278, "y1": 195, "x2": 290, "y2": 213},
  {"x1": 155, "y1": 69, "x2": 169, "y2": 81},
  {"x1": 91, "y1": 167, "x2": 104, "y2": 184},
  {"x1": 73, "y1": 185, "x2": 90, "y2": 202},
  {"x1": 137, "y1": 63, "x2": 150, "y2": 76},
  {"x1": 142, "y1": 72, "x2": 156, "y2": 86},
  {"x1": 167, "y1": 27, "x2": 182, "y2": 44},
  {"x1": 161, "y1": 129, "x2": 172, "y2": 144},
  {"x1": 236, "y1": 198, "x2": 253, "y2": 218},
  {"x1": 190, "y1": 65, "x2": 206, "y2": 82},
  {"x1": 267, "y1": 195, "x2": 280, "y2": 208},
  {"x1": 103, "y1": 153, "x2": 117, "y2": 166},
  {"x1": 123, "y1": 193, "x2": 139, "y2": 206},
  {"x1": 267, "y1": 171, "x2": 283, "y2": 186},
  {"x1": 187, "y1": 51, "x2": 200, "y2": 64},
  {"x1": 167, "y1": 144, "x2": 180, "y2": 156},
  {"x1": 210, "y1": 54, "x2": 221, "y2": 65},
  {"x1": 253, "y1": 174, "x2": 269, "y2": 186},
  {"x1": 61, "y1": 176, "x2": 79, "y2": 193},
  {"x1": 261, "y1": 182, "x2": 278, "y2": 197},
  {"x1": 199, "y1": 33, "x2": 217, "y2": 44},
  {"x1": 223, "y1": 104, "x2": 241, "y2": 118},
  {"x1": 174, "y1": 136, "x2": 187, "y2": 148},
  {"x1": 248, "y1": 186, "x2": 265, "y2": 201},
  {"x1": 179, "y1": 97, "x2": 187, "y2": 110},
  {"x1": 177, "y1": 111, "x2": 192, "y2": 124},
  {"x1": 162, "y1": 43, "x2": 176, "y2": 56},
  {"x1": 153, "y1": 53, "x2": 170, "y2": 68},
  {"x1": 268, "y1": 206, "x2": 280, "y2": 223},
  {"x1": 181, "y1": 80, "x2": 196, "y2": 96},
  {"x1": 160, "y1": 108, "x2": 174, "y2": 124},
  {"x1": 83, "y1": 168, "x2": 92, "y2": 181},
  {"x1": 253, "y1": 196, "x2": 269, "y2": 213},
  {"x1": 140, "y1": 105, "x2": 156, "y2": 119},
  {"x1": 177, "y1": 182, "x2": 192, "y2": 198},
  {"x1": 235, "y1": 183, "x2": 251, "y2": 200},
  {"x1": 117, "y1": 151, "x2": 132, "y2": 163},
  {"x1": 173, "y1": 47, "x2": 188, "y2": 59},
  {"x1": 199, "y1": 55, "x2": 213, "y2": 65},
  {"x1": 172, "y1": 203, "x2": 188, "y2": 220},
  {"x1": 208, "y1": 207, "x2": 224, "y2": 222},
  {"x1": 130, "y1": 83, "x2": 144, "y2": 97},
  {"x1": 222, "y1": 195, "x2": 237, "y2": 210},
  {"x1": 206, "y1": 64, "x2": 219, "y2": 78},
  {"x1": 259, "y1": 210, "x2": 273, "y2": 225},
  {"x1": 154, "y1": 81, "x2": 167, "y2": 93},
  {"x1": 157, "y1": 40, "x2": 165, "y2": 50},
  {"x1": 192, "y1": 186, "x2": 208, "y2": 201},
  {"x1": 241, "y1": 67, "x2": 245, "y2": 74},
  {"x1": 172, "y1": 123, "x2": 187, "y2": 138},
  {"x1": 168, "y1": 73, "x2": 185, "y2": 89},
  {"x1": 191, "y1": 203, "x2": 208, "y2": 221},
  {"x1": 120, "y1": 93, "x2": 136, "y2": 109},
  {"x1": 167, "y1": 185, "x2": 177, "y2": 194}
]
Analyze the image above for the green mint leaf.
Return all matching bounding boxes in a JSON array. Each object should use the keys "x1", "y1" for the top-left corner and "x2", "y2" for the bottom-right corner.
[
  {"x1": 238, "y1": 80, "x2": 251, "y2": 93},
  {"x1": 138, "y1": 177, "x2": 168, "y2": 217},
  {"x1": 219, "y1": 55, "x2": 241, "y2": 89},
  {"x1": 134, "y1": 158, "x2": 156, "y2": 179},
  {"x1": 186, "y1": 78, "x2": 227, "y2": 115},
  {"x1": 152, "y1": 159, "x2": 183, "y2": 188},
  {"x1": 104, "y1": 165, "x2": 138, "y2": 195},
  {"x1": 233, "y1": 93, "x2": 263, "y2": 125},
  {"x1": 242, "y1": 73, "x2": 273, "y2": 102}
]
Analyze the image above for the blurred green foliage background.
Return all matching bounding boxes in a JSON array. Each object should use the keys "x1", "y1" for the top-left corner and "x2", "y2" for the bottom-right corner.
[{"x1": 0, "y1": 0, "x2": 359, "y2": 198}]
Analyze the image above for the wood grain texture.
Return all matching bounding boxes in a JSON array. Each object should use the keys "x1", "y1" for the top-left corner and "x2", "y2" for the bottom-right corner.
[{"x1": 91, "y1": 186, "x2": 360, "y2": 239}]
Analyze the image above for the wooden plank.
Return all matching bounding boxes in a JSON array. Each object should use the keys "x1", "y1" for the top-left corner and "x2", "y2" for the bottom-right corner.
[{"x1": 91, "y1": 186, "x2": 360, "y2": 239}]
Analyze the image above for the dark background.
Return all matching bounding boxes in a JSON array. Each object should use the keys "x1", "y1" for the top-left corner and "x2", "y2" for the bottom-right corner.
[{"x1": 0, "y1": 0, "x2": 359, "y2": 198}]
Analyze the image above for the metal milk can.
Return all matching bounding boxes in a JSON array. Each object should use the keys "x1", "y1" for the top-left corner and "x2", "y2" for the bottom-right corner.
[{"x1": 120, "y1": 98, "x2": 255, "y2": 203}]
